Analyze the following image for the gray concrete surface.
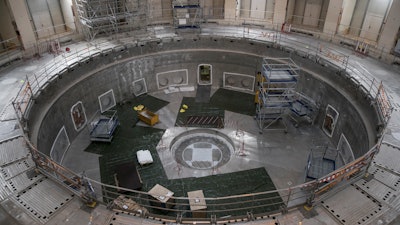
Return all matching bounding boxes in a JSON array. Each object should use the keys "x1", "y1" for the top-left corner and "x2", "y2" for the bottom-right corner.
[{"x1": 0, "y1": 25, "x2": 399, "y2": 224}]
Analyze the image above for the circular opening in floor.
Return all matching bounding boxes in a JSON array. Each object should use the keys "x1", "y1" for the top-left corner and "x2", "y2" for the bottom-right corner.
[{"x1": 170, "y1": 129, "x2": 235, "y2": 170}]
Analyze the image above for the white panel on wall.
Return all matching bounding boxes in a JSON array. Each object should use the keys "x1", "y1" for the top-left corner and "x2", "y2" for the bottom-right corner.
[
  {"x1": 50, "y1": 126, "x2": 70, "y2": 164},
  {"x1": 250, "y1": 0, "x2": 266, "y2": 19},
  {"x1": 337, "y1": 134, "x2": 355, "y2": 164},
  {"x1": 71, "y1": 101, "x2": 87, "y2": 131},
  {"x1": 98, "y1": 89, "x2": 116, "y2": 113},
  {"x1": 132, "y1": 78, "x2": 148, "y2": 96},
  {"x1": 223, "y1": 72, "x2": 255, "y2": 92},
  {"x1": 322, "y1": 104, "x2": 339, "y2": 137},
  {"x1": 156, "y1": 69, "x2": 189, "y2": 89}
]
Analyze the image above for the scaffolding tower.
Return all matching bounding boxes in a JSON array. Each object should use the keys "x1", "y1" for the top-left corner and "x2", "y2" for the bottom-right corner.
[
  {"x1": 255, "y1": 58, "x2": 300, "y2": 133},
  {"x1": 75, "y1": 0, "x2": 147, "y2": 40},
  {"x1": 172, "y1": 0, "x2": 202, "y2": 29}
]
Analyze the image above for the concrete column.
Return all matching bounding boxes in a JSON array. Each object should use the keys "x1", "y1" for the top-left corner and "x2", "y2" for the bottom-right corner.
[
  {"x1": 0, "y1": 0, "x2": 15, "y2": 41},
  {"x1": 148, "y1": 0, "x2": 163, "y2": 20},
  {"x1": 60, "y1": 0, "x2": 76, "y2": 31},
  {"x1": 322, "y1": 0, "x2": 343, "y2": 35},
  {"x1": 224, "y1": 0, "x2": 237, "y2": 20},
  {"x1": 378, "y1": 0, "x2": 400, "y2": 51},
  {"x1": 273, "y1": 0, "x2": 288, "y2": 27},
  {"x1": 338, "y1": 0, "x2": 356, "y2": 34},
  {"x1": 7, "y1": 0, "x2": 36, "y2": 49}
]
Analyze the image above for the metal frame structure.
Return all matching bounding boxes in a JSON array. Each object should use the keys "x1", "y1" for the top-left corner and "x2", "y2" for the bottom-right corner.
[
  {"x1": 305, "y1": 145, "x2": 339, "y2": 181},
  {"x1": 289, "y1": 91, "x2": 319, "y2": 127},
  {"x1": 172, "y1": 0, "x2": 202, "y2": 29},
  {"x1": 75, "y1": 0, "x2": 147, "y2": 40},
  {"x1": 89, "y1": 110, "x2": 119, "y2": 142},
  {"x1": 256, "y1": 58, "x2": 300, "y2": 133}
]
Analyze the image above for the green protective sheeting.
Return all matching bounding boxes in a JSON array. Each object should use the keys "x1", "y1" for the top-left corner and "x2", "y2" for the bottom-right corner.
[
  {"x1": 85, "y1": 93, "x2": 283, "y2": 218},
  {"x1": 176, "y1": 97, "x2": 224, "y2": 127},
  {"x1": 210, "y1": 88, "x2": 256, "y2": 116}
]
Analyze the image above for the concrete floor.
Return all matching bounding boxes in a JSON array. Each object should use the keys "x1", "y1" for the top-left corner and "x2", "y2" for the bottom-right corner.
[
  {"x1": 0, "y1": 25, "x2": 400, "y2": 224},
  {"x1": 61, "y1": 87, "x2": 334, "y2": 192}
]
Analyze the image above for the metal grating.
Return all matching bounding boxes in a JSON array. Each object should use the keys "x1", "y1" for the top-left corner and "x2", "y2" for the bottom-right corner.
[
  {"x1": 373, "y1": 143, "x2": 400, "y2": 173},
  {"x1": 11, "y1": 177, "x2": 75, "y2": 224},
  {"x1": 321, "y1": 185, "x2": 389, "y2": 225},
  {"x1": 108, "y1": 212, "x2": 149, "y2": 225},
  {"x1": 0, "y1": 157, "x2": 35, "y2": 180},
  {"x1": 0, "y1": 136, "x2": 29, "y2": 166},
  {"x1": 369, "y1": 164, "x2": 400, "y2": 191},
  {"x1": 7, "y1": 170, "x2": 44, "y2": 193},
  {"x1": 354, "y1": 179, "x2": 395, "y2": 205},
  {"x1": 0, "y1": 172, "x2": 13, "y2": 201}
]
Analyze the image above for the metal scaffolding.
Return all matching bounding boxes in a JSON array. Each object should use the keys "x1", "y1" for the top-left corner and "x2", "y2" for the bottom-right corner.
[
  {"x1": 75, "y1": 0, "x2": 147, "y2": 40},
  {"x1": 172, "y1": 0, "x2": 202, "y2": 29},
  {"x1": 255, "y1": 58, "x2": 300, "y2": 133}
]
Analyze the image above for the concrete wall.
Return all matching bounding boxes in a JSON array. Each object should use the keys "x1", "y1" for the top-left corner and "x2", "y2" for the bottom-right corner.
[
  {"x1": 360, "y1": 0, "x2": 391, "y2": 41},
  {"x1": 7, "y1": 0, "x2": 36, "y2": 49},
  {"x1": 303, "y1": 0, "x2": 322, "y2": 27},
  {"x1": 338, "y1": 0, "x2": 357, "y2": 34},
  {"x1": 273, "y1": 0, "x2": 287, "y2": 25},
  {"x1": 349, "y1": 0, "x2": 368, "y2": 36},
  {"x1": 224, "y1": 0, "x2": 237, "y2": 20},
  {"x1": 240, "y1": 0, "x2": 251, "y2": 18},
  {"x1": 149, "y1": 0, "x2": 163, "y2": 20},
  {"x1": 293, "y1": 54, "x2": 379, "y2": 157},
  {"x1": 265, "y1": 0, "x2": 274, "y2": 20},
  {"x1": 322, "y1": 0, "x2": 342, "y2": 34},
  {"x1": 378, "y1": 0, "x2": 400, "y2": 50},
  {"x1": 27, "y1": 38, "x2": 378, "y2": 160},
  {"x1": 286, "y1": 0, "x2": 295, "y2": 23},
  {"x1": 0, "y1": 0, "x2": 16, "y2": 43},
  {"x1": 250, "y1": 0, "x2": 266, "y2": 19},
  {"x1": 293, "y1": 0, "x2": 306, "y2": 24}
]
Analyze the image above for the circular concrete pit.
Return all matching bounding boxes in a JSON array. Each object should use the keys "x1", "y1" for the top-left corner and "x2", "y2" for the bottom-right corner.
[{"x1": 171, "y1": 129, "x2": 234, "y2": 170}]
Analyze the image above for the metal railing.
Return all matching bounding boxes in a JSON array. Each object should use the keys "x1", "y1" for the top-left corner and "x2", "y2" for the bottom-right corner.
[{"x1": 8, "y1": 20, "x2": 394, "y2": 223}]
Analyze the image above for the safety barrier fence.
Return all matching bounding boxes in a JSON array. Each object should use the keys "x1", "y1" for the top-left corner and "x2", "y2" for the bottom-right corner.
[
  {"x1": 22, "y1": 128, "x2": 379, "y2": 223},
  {"x1": 8, "y1": 21, "x2": 393, "y2": 222}
]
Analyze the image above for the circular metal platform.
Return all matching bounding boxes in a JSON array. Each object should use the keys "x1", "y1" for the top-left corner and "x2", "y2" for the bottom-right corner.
[{"x1": 170, "y1": 129, "x2": 234, "y2": 170}]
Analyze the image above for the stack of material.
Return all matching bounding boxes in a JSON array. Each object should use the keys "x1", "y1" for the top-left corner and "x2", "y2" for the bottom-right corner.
[{"x1": 113, "y1": 195, "x2": 148, "y2": 215}]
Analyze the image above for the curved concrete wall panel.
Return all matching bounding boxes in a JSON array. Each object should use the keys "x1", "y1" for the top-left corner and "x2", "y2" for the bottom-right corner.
[{"x1": 27, "y1": 38, "x2": 379, "y2": 159}]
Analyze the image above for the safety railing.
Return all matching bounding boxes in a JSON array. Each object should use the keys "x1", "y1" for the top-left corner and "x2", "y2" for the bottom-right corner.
[{"x1": 9, "y1": 21, "x2": 394, "y2": 223}]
